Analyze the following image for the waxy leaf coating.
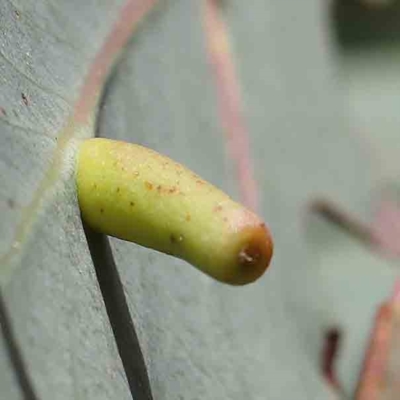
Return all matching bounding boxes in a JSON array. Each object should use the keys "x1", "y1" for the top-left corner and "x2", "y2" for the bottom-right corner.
[{"x1": 76, "y1": 138, "x2": 273, "y2": 285}]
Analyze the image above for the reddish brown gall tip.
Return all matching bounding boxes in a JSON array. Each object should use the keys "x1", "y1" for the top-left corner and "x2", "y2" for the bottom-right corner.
[{"x1": 229, "y1": 224, "x2": 273, "y2": 285}]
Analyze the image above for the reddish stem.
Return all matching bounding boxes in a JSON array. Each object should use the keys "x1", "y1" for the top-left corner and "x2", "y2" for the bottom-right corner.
[
  {"x1": 355, "y1": 280, "x2": 400, "y2": 400},
  {"x1": 202, "y1": 0, "x2": 259, "y2": 212},
  {"x1": 74, "y1": 0, "x2": 158, "y2": 126},
  {"x1": 371, "y1": 198, "x2": 400, "y2": 259}
]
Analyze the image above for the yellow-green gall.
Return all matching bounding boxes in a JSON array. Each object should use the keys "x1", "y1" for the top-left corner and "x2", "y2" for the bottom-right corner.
[{"x1": 76, "y1": 138, "x2": 273, "y2": 285}]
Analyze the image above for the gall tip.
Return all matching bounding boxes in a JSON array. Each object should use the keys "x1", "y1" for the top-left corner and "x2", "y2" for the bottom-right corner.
[{"x1": 227, "y1": 223, "x2": 274, "y2": 285}]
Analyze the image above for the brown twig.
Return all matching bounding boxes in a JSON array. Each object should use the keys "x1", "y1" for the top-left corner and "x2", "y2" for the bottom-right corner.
[
  {"x1": 321, "y1": 328, "x2": 343, "y2": 390},
  {"x1": 309, "y1": 199, "x2": 376, "y2": 249}
]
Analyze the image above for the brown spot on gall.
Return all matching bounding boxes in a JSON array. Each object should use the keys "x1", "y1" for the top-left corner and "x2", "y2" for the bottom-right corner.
[
  {"x1": 186, "y1": 214, "x2": 191, "y2": 222},
  {"x1": 168, "y1": 187, "x2": 177, "y2": 194},
  {"x1": 145, "y1": 181, "x2": 153, "y2": 190},
  {"x1": 130, "y1": 201, "x2": 135, "y2": 207},
  {"x1": 116, "y1": 187, "x2": 120, "y2": 193},
  {"x1": 100, "y1": 208, "x2": 104, "y2": 214},
  {"x1": 169, "y1": 234, "x2": 183, "y2": 244},
  {"x1": 214, "y1": 205, "x2": 223, "y2": 212}
]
